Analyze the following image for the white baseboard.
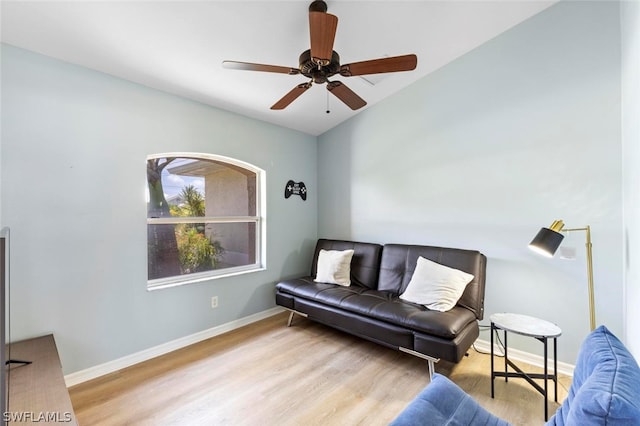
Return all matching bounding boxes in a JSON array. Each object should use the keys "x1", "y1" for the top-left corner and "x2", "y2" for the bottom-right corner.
[
  {"x1": 64, "y1": 306, "x2": 285, "y2": 387},
  {"x1": 473, "y1": 338, "x2": 575, "y2": 377}
]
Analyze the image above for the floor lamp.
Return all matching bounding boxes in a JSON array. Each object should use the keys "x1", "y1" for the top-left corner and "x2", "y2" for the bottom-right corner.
[{"x1": 528, "y1": 220, "x2": 595, "y2": 331}]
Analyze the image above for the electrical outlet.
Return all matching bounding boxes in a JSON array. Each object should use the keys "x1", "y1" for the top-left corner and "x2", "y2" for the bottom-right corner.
[{"x1": 211, "y1": 296, "x2": 219, "y2": 309}]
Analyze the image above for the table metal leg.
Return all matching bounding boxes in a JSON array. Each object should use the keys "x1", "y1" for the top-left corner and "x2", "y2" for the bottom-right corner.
[
  {"x1": 544, "y1": 337, "x2": 548, "y2": 421},
  {"x1": 504, "y1": 329, "x2": 508, "y2": 383},
  {"x1": 554, "y1": 337, "x2": 558, "y2": 402},
  {"x1": 491, "y1": 322, "x2": 495, "y2": 398}
]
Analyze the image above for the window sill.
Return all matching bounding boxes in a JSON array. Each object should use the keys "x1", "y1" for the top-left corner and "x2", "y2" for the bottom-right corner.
[{"x1": 147, "y1": 265, "x2": 266, "y2": 291}]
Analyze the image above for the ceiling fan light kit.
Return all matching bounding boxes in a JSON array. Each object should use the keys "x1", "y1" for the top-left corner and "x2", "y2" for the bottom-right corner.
[{"x1": 222, "y1": 0, "x2": 418, "y2": 111}]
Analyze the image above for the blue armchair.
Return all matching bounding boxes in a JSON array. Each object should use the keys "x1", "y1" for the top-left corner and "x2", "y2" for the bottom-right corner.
[{"x1": 390, "y1": 326, "x2": 640, "y2": 425}]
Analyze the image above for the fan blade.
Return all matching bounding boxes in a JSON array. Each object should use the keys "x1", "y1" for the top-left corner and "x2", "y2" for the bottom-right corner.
[
  {"x1": 223, "y1": 61, "x2": 300, "y2": 75},
  {"x1": 271, "y1": 83, "x2": 312, "y2": 110},
  {"x1": 327, "y1": 81, "x2": 366, "y2": 110},
  {"x1": 339, "y1": 54, "x2": 417, "y2": 77},
  {"x1": 309, "y1": 11, "x2": 338, "y2": 65}
]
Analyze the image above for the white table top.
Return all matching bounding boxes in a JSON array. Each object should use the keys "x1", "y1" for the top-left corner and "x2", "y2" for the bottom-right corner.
[{"x1": 490, "y1": 313, "x2": 562, "y2": 338}]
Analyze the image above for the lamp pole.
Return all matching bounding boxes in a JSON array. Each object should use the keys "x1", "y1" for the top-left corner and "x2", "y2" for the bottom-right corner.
[{"x1": 563, "y1": 226, "x2": 595, "y2": 331}]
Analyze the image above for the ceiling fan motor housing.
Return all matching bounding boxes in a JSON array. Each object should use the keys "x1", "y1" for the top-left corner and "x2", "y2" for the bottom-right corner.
[
  {"x1": 299, "y1": 49, "x2": 340, "y2": 84},
  {"x1": 308, "y1": 0, "x2": 328, "y2": 13}
]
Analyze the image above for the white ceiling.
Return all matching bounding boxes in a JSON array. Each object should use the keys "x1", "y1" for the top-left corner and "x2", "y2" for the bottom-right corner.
[{"x1": 0, "y1": 1, "x2": 555, "y2": 136}]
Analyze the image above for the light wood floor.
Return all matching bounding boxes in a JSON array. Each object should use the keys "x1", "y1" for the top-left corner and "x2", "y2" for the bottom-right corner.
[{"x1": 69, "y1": 312, "x2": 572, "y2": 426}]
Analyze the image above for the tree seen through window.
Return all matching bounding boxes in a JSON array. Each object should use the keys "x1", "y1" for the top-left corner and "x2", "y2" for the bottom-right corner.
[{"x1": 146, "y1": 155, "x2": 262, "y2": 287}]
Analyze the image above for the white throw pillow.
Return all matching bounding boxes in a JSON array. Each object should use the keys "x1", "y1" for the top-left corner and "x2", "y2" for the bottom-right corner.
[
  {"x1": 399, "y1": 256, "x2": 474, "y2": 312},
  {"x1": 314, "y1": 249, "x2": 355, "y2": 286}
]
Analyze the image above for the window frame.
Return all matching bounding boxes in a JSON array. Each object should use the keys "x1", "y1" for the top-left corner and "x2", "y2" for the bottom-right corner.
[{"x1": 146, "y1": 152, "x2": 266, "y2": 291}]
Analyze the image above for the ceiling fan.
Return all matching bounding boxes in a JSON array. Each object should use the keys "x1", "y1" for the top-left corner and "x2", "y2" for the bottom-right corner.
[{"x1": 222, "y1": 0, "x2": 418, "y2": 111}]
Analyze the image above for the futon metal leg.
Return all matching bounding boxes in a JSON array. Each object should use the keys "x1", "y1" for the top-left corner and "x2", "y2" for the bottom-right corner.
[
  {"x1": 399, "y1": 347, "x2": 440, "y2": 381},
  {"x1": 427, "y1": 359, "x2": 435, "y2": 381},
  {"x1": 286, "y1": 309, "x2": 308, "y2": 327}
]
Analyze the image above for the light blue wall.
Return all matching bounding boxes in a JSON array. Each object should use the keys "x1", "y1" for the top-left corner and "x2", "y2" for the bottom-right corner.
[
  {"x1": 0, "y1": 44, "x2": 318, "y2": 374},
  {"x1": 1, "y1": 0, "x2": 634, "y2": 375},
  {"x1": 622, "y1": 0, "x2": 640, "y2": 359},
  {"x1": 318, "y1": 1, "x2": 622, "y2": 364}
]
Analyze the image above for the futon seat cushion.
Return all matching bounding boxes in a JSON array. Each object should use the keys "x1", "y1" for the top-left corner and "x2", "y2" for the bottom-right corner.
[
  {"x1": 389, "y1": 373, "x2": 510, "y2": 426},
  {"x1": 276, "y1": 278, "x2": 477, "y2": 339}
]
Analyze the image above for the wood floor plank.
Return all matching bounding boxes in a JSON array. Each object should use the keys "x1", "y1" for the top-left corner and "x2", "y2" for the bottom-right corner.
[{"x1": 69, "y1": 313, "x2": 571, "y2": 425}]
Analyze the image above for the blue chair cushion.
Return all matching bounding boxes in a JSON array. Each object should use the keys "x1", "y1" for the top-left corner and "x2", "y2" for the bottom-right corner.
[
  {"x1": 389, "y1": 373, "x2": 510, "y2": 426},
  {"x1": 391, "y1": 326, "x2": 640, "y2": 425},
  {"x1": 546, "y1": 325, "x2": 640, "y2": 425}
]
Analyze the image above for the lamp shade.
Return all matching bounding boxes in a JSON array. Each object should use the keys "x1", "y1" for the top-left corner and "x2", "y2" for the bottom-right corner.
[{"x1": 529, "y1": 227, "x2": 565, "y2": 257}]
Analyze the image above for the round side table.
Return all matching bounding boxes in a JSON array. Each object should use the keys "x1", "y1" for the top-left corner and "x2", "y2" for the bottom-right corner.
[{"x1": 490, "y1": 312, "x2": 562, "y2": 421}]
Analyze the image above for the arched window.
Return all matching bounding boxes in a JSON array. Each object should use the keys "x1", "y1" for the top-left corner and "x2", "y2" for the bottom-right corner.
[{"x1": 146, "y1": 153, "x2": 265, "y2": 290}]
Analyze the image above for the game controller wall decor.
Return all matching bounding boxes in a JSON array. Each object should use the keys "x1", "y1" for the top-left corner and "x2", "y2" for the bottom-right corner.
[{"x1": 284, "y1": 180, "x2": 307, "y2": 201}]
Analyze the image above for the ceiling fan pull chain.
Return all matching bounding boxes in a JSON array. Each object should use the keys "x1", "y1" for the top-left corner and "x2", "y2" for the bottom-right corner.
[{"x1": 326, "y1": 90, "x2": 330, "y2": 114}]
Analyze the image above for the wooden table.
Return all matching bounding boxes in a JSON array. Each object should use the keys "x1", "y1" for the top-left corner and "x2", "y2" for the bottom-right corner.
[{"x1": 6, "y1": 334, "x2": 77, "y2": 425}]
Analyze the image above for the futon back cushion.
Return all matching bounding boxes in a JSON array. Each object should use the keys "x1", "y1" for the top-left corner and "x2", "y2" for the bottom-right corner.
[
  {"x1": 310, "y1": 239, "x2": 382, "y2": 289},
  {"x1": 399, "y1": 256, "x2": 475, "y2": 312},
  {"x1": 378, "y1": 244, "x2": 487, "y2": 319},
  {"x1": 314, "y1": 249, "x2": 354, "y2": 286},
  {"x1": 546, "y1": 325, "x2": 640, "y2": 425}
]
